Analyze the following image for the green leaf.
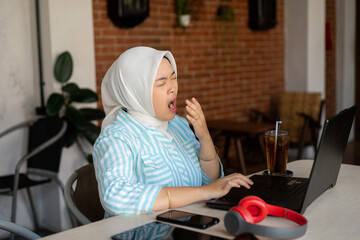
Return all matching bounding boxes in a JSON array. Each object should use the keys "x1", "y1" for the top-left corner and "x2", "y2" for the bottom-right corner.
[
  {"x1": 82, "y1": 123, "x2": 101, "y2": 144},
  {"x1": 54, "y1": 51, "x2": 73, "y2": 83},
  {"x1": 176, "y1": 0, "x2": 190, "y2": 15},
  {"x1": 46, "y1": 93, "x2": 65, "y2": 116},
  {"x1": 65, "y1": 106, "x2": 89, "y2": 131},
  {"x1": 70, "y1": 88, "x2": 98, "y2": 103},
  {"x1": 79, "y1": 108, "x2": 105, "y2": 120},
  {"x1": 63, "y1": 121, "x2": 78, "y2": 148},
  {"x1": 62, "y1": 83, "x2": 79, "y2": 94},
  {"x1": 217, "y1": 5, "x2": 236, "y2": 22}
]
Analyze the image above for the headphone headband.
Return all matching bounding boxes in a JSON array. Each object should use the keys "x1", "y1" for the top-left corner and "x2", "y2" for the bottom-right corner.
[{"x1": 267, "y1": 204, "x2": 307, "y2": 226}]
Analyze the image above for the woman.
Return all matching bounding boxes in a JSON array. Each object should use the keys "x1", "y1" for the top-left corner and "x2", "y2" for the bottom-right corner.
[{"x1": 92, "y1": 46, "x2": 253, "y2": 217}]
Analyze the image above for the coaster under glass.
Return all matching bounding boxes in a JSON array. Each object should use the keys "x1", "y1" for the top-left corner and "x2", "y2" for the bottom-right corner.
[{"x1": 263, "y1": 170, "x2": 293, "y2": 177}]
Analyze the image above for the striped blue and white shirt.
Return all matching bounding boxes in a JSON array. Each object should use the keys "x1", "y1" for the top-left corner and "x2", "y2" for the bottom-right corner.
[
  {"x1": 92, "y1": 109, "x2": 223, "y2": 216},
  {"x1": 111, "y1": 222, "x2": 172, "y2": 240}
]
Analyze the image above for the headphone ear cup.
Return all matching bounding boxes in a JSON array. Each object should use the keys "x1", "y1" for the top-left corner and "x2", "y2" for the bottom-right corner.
[
  {"x1": 228, "y1": 206, "x2": 254, "y2": 223},
  {"x1": 239, "y1": 196, "x2": 269, "y2": 223},
  {"x1": 225, "y1": 210, "x2": 251, "y2": 236}
]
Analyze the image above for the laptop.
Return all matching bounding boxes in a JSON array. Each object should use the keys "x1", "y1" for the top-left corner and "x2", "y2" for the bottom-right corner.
[{"x1": 206, "y1": 105, "x2": 357, "y2": 214}]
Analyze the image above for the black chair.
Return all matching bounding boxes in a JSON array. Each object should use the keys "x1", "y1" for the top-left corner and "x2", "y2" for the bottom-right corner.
[
  {"x1": 64, "y1": 163, "x2": 104, "y2": 226},
  {"x1": 0, "y1": 116, "x2": 67, "y2": 233},
  {"x1": 0, "y1": 218, "x2": 40, "y2": 240}
]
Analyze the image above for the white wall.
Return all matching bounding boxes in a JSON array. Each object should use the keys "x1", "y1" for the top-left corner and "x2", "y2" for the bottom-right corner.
[
  {"x1": 285, "y1": 0, "x2": 356, "y2": 156},
  {"x1": 284, "y1": 0, "x2": 308, "y2": 91},
  {"x1": 284, "y1": 0, "x2": 326, "y2": 159},
  {"x1": 0, "y1": 1, "x2": 39, "y2": 235},
  {"x1": 336, "y1": 0, "x2": 356, "y2": 140},
  {"x1": 286, "y1": 0, "x2": 356, "y2": 116},
  {"x1": 307, "y1": 0, "x2": 326, "y2": 94},
  {"x1": 0, "y1": 0, "x2": 95, "y2": 235},
  {"x1": 285, "y1": 0, "x2": 325, "y2": 96},
  {"x1": 40, "y1": 0, "x2": 97, "y2": 99}
]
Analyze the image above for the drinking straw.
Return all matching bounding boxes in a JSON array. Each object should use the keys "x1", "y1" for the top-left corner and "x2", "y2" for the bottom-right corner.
[{"x1": 274, "y1": 116, "x2": 282, "y2": 165}]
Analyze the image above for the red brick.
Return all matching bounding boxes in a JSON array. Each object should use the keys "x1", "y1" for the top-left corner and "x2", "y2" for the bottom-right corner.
[{"x1": 93, "y1": 0, "x2": 286, "y2": 121}]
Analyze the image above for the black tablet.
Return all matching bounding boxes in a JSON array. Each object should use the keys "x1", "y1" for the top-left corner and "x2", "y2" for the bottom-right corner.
[{"x1": 111, "y1": 221, "x2": 228, "y2": 240}]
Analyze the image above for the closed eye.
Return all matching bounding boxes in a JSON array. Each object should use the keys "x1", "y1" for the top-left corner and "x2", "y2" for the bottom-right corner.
[
  {"x1": 155, "y1": 71, "x2": 176, "y2": 85},
  {"x1": 156, "y1": 80, "x2": 166, "y2": 86}
]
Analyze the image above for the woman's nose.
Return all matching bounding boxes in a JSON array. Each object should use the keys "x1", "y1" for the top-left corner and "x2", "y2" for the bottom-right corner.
[
  {"x1": 169, "y1": 86, "x2": 176, "y2": 94},
  {"x1": 168, "y1": 83, "x2": 177, "y2": 94}
]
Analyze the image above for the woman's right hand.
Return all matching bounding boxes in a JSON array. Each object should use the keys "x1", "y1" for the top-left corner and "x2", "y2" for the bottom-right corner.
[{"x1": 201, "y1": 173, "x2": 254, "y2": 200}]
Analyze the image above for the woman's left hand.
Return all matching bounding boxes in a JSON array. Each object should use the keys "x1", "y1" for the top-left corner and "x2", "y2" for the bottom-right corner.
[{"x1": 185, "y1": 97, "x2": 210, "y2": 141}]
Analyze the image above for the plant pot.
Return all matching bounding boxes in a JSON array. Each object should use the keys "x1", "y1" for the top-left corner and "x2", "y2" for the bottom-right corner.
[{"x1": 180, "y1": 14, "x2": 191, "y2": 27}]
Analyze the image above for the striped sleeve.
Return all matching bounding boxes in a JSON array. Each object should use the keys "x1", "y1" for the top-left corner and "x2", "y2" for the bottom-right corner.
[
  {"x1": 174, "y1": 116, "x2": 225, "y2": 185},
  {"x1": 92, "y1": 134, "x2": 162, "y2": 216}
]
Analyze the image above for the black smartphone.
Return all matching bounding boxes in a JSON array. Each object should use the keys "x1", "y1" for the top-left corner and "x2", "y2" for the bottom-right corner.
[{"x1": 156, "y1": 210, "x2": 220, "y2": 229}]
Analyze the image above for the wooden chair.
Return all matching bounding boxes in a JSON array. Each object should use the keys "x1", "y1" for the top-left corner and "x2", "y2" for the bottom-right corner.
[
  {"x1": 252, "y1": 92, "x2": 324, "y2": 160},
  {"x1": 64, "y1": 163, "x2": 104, "y2": 226}
]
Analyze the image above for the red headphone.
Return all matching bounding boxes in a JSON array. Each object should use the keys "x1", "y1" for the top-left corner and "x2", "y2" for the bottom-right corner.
[{"x1": 224, "y1": 196, "x2": 308, "y2": 239}]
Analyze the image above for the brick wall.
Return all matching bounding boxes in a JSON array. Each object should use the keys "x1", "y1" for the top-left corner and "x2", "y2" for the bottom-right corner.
[
  {"x1": 326, "y1": 0, "x2": 336, "y2": 119},
  {"x1": 93, "y1": 0, "x2": 284, "y2": 121}
]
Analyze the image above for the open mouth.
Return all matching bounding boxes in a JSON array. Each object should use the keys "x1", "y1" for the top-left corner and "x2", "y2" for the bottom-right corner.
[{"x1": 168, "y1": 98, "x2": 177, "y2": 112}]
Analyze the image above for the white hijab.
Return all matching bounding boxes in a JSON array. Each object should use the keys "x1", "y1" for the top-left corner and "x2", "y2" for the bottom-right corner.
[{"x1": 101, "y1": 46, "x2": 177, "y2": 140}]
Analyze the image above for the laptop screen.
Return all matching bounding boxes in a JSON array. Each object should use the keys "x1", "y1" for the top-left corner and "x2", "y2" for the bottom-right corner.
[{"x1": 301, "y1": 105, "x2": 356, "y2": 212}]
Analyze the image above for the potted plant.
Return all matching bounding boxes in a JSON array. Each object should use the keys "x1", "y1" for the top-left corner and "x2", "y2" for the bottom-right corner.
[
  {"x1": 46, "y1": 51, "x2": 105, "y2": 162},
  {"x1": 176, "y1": 0, "x2": 192, "y2": 27},
  {"x1": 216, "y1": 5, "x2": 236, "y2": 22},
  {"x1": 216, "y1": 5, "x2": 237, "y2": 51}
]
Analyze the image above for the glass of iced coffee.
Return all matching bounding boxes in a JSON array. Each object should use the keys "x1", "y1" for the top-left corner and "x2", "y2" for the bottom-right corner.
[{"x1": 265, "y1": 130, "x2": 289, "y2": 176}]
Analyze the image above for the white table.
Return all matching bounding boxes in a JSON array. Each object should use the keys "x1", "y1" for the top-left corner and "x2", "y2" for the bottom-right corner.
[{"x1": 41, "y1": 160, "x2": 360, "y2": 240}]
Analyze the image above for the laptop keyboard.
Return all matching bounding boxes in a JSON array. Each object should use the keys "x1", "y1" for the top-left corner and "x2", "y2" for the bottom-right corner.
[
  {"x1": 256, "y1": 178, "x2": 308, "y2": 206},
  {"x1": 211, "y1": 175, "x2": 309, "y2": 209}
]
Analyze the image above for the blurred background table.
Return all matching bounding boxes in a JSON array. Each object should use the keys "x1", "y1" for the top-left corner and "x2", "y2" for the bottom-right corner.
[{"x1": 207, "y1": 120, "x2": 274, "y2": 175}]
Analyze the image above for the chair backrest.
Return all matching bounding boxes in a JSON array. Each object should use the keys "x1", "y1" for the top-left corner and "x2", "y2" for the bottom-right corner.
[
  {"x1": 0, "y1": 219, "x2": 40, "y2": 240},
  {"x1": 65, "y1": 163, "x2": 104, "y2": 226},
  {"x1": 27, "y1": 116, "x2": 65, "y2": 172},
  {"x1": 278, "y1": 92, "x2": 322, "y2": 143}
]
